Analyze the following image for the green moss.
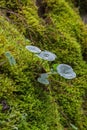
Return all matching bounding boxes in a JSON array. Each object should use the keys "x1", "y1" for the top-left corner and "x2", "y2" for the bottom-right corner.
[
  {"x1": 0, "y1": 0, "x2": 87, "y2": 129},
  {"x1": 0, "y1": 15, "x2": 63, "y2": 130}
]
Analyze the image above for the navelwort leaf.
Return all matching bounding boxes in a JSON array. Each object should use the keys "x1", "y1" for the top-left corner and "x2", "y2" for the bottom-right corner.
[{"x1": 5, "y1": 51, "x2": 16, "y2": 66}]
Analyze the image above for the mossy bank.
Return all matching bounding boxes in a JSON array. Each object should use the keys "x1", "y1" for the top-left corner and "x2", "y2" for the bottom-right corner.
[{"x1": 0, "y1": 0, "x2": 87, "y2": 130}]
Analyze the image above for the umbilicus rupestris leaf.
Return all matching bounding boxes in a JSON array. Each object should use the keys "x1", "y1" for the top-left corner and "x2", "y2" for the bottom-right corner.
[
  {"x1": 37, "y1": 77, "x2": 49, "y2": 85},
  {"x1": 26, "y1": 45, "x2": 41, "y2": 53},
  {"x1": 36, "y1": 50, "x2": 57, "y2": 61},
  {"x1": 5, "y1": 51, "x2": 16, "y2": 66},
  {"x1": 57, "y1": 64, "x2": 76, "y2": 79}
]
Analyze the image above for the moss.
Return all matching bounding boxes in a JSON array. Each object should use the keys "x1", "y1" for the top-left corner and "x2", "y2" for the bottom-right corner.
[
  {"x1": 0, "y1": 0, "x2": 87, "y2": 129},
  {"x1": 0, "y1": 15, "x2": 63, "y2": 130}
]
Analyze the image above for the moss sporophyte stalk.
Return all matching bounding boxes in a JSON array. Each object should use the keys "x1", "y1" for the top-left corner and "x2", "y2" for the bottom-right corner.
[{"x1": 25, "y1": 45, "x2": 76, "y2": 85}]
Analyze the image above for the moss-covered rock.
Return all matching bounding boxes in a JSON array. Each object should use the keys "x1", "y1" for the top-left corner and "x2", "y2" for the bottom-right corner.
[{"x1": 0, "y1": 0, "x2": 87, "y2": 129}]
